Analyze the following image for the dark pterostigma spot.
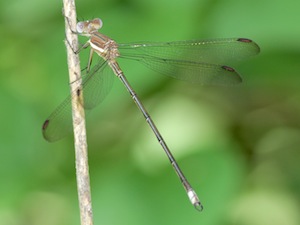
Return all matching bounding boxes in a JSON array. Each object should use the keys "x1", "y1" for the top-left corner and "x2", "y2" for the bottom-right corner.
[
  {"x1": 77, "y1": 88, "x2": 81, "y2": 96},
  {"x1": 237, "y1": 38, "x2": 252, "y2": 43},
  {"x1": 42, "y1": 119, "x2": 49, "y2": 131},
  {"x1": 221, "y1": 65, "x2": 235, "y2": 72}
]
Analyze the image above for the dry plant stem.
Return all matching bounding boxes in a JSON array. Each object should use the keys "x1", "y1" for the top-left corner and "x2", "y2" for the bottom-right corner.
[{"x1": 62, "y1": 0, "x2": 94, "y2": 225}]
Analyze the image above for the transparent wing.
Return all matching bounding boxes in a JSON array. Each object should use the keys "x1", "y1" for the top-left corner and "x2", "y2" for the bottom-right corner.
[
  {"x1": 82, "y1": 59, "x2": 114, "y2": 109},
  {"x1": 118, "y1": 38, "x2": 260, "y2": 85},
  {"x1": 42, "y1": 59, "x2": 114, "y2": 142}
]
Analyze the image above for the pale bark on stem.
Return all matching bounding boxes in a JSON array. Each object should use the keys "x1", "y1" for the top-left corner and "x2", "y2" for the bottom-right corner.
[{"x1": 62, "y1": 1, "x2": 94, "y2": 225}]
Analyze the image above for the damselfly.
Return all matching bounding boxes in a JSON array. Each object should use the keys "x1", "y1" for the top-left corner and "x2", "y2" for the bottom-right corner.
[{"x1": 42, "y1": 18, "x2": 260, "y2": 211}]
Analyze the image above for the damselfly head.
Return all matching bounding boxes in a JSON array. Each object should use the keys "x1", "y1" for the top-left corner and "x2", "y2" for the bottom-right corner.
[{"x1": 76, "y1": 18, "x2": 103, "y2": 34}]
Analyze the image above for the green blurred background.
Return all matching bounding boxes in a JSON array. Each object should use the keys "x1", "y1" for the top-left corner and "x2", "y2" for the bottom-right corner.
[{"x1": 1, "y1": 0, "x2": 300, "y2": 224}]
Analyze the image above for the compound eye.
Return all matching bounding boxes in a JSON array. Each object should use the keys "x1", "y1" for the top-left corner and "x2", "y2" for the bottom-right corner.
[
  {"x1": 92, "y1": 18, "x2": 103, "y2": 30},
  {"x1": 76, "y1": 21, "x2": 85, "y2": 33}
]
